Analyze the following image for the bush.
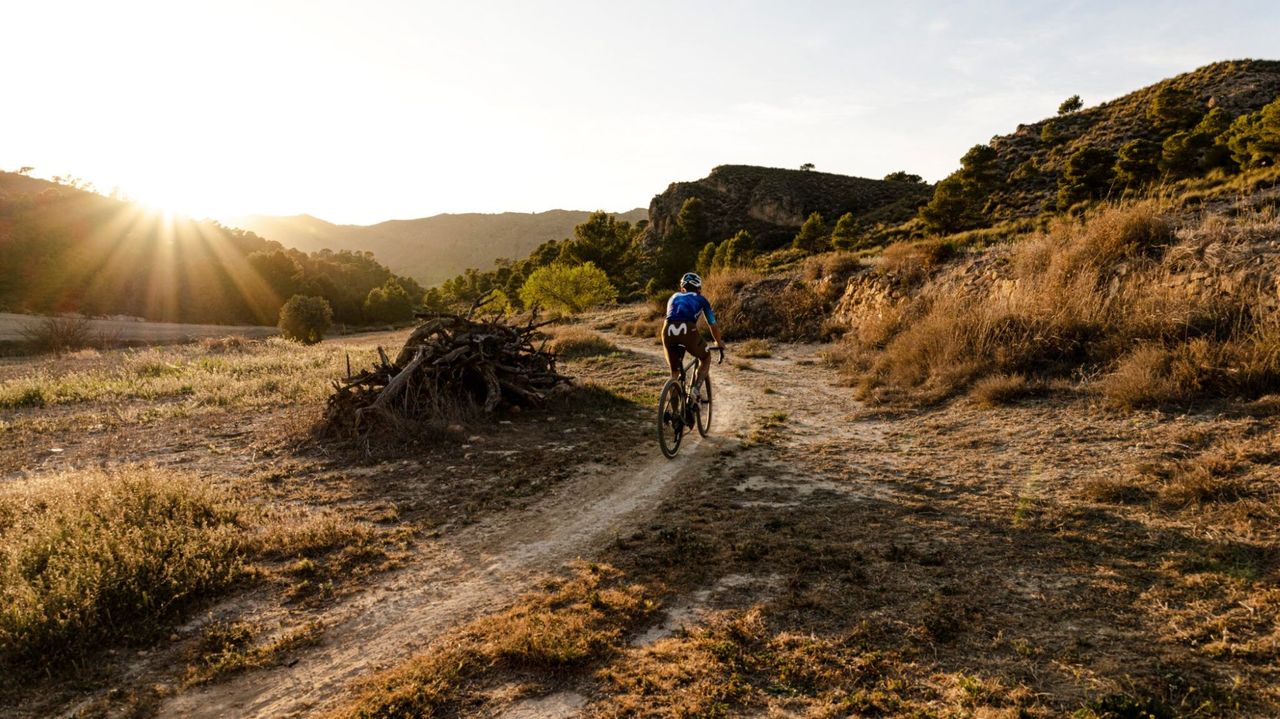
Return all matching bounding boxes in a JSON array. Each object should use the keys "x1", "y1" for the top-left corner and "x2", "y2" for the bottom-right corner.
[
  {"x1": 736, "y1": 339, "x2": 773, "y2": 358},
  {"x1": 19, "y1": 316, "x2": 92, "y2": 355},
  {"x1": 278, "y1": 295, "x2": 334, "y2": 345},
  {"x1": 1057, "y1": 146, "x2": 1116, "y2": 209},
  {"x1": 877, "y1": 238, "x2": 956, "y2": 285},
  {"x1": 703, "y1": 270, "x2": 829, "y2": 342},
  {"x1": 547, "y1": 327, "x2": 618, "y2": 358},
  {"x1": 803, "y1": 252, "x2": 863, "y2": 283},
  {"x1": 201, "y1": 335, "x2": 254, "y2": 353},
  {"x1": 969, "y1": 373, "x2": 1034, "y2": 407},
  {"x1": 519, "y1": 262, "x2": 617, "y2": 314},
  {"x1": 1058, "y1": 94, "x2": 1083, "y2": 115},
  {"x1": 0, "y1": 468, "x2": 248, "y2": 671}
]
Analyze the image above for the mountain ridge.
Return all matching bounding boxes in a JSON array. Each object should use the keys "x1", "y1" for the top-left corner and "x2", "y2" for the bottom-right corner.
[{"x1": 230, "y1": 208, "x2": 647, "y2": 286}]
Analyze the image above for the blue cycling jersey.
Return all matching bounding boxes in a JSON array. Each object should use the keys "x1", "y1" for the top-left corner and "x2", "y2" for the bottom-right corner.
[{"x1": 665, "y1": 291, "x2": 716, "y2": 325}]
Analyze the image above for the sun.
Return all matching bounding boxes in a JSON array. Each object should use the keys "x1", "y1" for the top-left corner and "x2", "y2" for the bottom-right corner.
[{"x1": 119, "y1": 174, "x2": 233, "y2": 221}]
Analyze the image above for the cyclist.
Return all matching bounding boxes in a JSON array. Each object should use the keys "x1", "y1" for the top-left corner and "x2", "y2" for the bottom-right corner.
[{"x1": 662, "y1": 272, "x2": 724, "y2": 403}]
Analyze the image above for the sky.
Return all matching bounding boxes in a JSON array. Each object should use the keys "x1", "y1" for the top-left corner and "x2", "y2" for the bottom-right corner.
[{"x1": 3, "y1": 0, "x2": 1278, "y2": 224}]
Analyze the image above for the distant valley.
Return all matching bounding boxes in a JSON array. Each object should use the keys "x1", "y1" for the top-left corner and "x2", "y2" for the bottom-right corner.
[{"x1": 228, "y1": 209, "x2": 647, "y2": 286}]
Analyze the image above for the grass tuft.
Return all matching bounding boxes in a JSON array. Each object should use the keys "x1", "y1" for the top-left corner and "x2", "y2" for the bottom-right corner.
[{"x1": 547, "y1": 326, "x2": 619, "y2": 359}]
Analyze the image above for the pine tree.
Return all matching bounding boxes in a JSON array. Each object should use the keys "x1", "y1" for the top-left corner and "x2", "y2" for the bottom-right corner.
[
  {"x1": 792, "y1": 212, "x2": 828, "y2": 253},
  {"x1": 830, "y1": 213, "x2": 860, "y2": 250}
]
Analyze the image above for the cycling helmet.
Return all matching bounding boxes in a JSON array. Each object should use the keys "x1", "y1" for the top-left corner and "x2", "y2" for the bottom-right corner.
[{"x1": 680, "y1": 272, "x2": 703, "y2": 289}]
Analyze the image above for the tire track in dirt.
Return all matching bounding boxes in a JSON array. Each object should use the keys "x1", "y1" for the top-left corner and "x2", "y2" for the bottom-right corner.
[{"x1": 157, "y1": 339, "x2": 751, "y2": 719}]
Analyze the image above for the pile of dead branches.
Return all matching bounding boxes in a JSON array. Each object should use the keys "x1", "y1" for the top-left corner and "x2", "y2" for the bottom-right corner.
[{"x1": 325, "y1": 306, "x2": 571, "y2": 437}]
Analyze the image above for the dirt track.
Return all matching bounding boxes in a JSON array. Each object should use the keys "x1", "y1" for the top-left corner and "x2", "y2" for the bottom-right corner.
[
  {"x1": 155, "y1": 337, "x2": 749, "y2": 718},
  {"x1": 0, "y1": 312, "x2": 276, "y2": 343}
]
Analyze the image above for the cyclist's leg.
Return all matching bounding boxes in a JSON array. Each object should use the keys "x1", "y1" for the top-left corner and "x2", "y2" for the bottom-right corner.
[
  {"x1": 684, "y1": 330, "x2": 711, "y2": 386},
  {"x1": 660, "y1": 321, "x2": 684, "y2": 379}
]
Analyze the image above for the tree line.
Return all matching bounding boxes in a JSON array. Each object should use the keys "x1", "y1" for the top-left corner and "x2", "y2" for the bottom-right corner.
[{"x1": 0, "y1": 183, "x2": 422, "y2": 327}]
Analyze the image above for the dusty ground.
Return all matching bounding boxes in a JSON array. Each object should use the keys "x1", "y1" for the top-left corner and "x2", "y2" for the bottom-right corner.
[{"x1": 3, "y1": 318, "x2": 1278, "y2": 718}]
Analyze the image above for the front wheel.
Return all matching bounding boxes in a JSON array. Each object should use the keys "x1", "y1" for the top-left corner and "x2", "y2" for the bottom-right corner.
[
  {"x1": 657, "y1": 379, "x2": 685, "y2": 458},
  {"x1": 694, "y1": 374, "x2": 712, "y2": 436}
]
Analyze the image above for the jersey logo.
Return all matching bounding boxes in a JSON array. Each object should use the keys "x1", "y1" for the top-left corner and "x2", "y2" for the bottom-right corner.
[{"x1": 667, "y1": 322, "x2": 688, "y2": 336}]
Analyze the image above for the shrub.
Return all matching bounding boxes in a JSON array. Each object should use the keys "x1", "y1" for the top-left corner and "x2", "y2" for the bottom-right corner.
[
  {"x1": 1225, "y1": 96, "x2": 1280, "y2": 169},
  {"x1": 201, "y1": 335, "x2": 253, "y2": 353},
  {"x1": 547, "y1": 327, "x2": 618, "y2": 358},
  {"x1": 877, "y1": 238, "x2": 956, "y2": 285},
  {"x1": 703, "y1": 270, "x2": 828, "y2": 341},
  {"x1": 1058, "y1": 94, "x2": 1083, "y2": 115},
  {"x1": 0, "y1": 468, "x2": 248, "y2": 671},
  {"x1": 278, "y1": 295, "x2": 334, "y2": 345},
  {"x1": 1115, "y1": 138, "x2": 1161, "y2": 188},
  {"x1": 1147, "y1": 85, "x2": 1203, "y2": 132},
  {"x1": 969, "y1": 373, "x2": 1033, "y2": 407},
  {"x1": 519, "y1": 262, "x2": 617, "y2": 314},
  {"x1": 736, "y1": 339, "x2": 773, "y2": 358},
  {"x1": 618, "y1": 317, "x2": 663, "y2": 339},
  {"x1": 1057, "y1": 146, "x2": 1116, "y2": 209},
  {"x1": 19, "y1": 316, "x2": 92, "y2": 355}
]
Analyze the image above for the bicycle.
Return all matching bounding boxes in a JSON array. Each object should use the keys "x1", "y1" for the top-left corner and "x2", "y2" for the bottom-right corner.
[{"x1": 656, "y1": 344, "x2": 723, "y2": 458}]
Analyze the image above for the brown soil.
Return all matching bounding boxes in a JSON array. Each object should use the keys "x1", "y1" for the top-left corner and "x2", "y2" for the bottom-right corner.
[{"x1": 4, "y1": 322, "x2": 1277, "y2": 718}]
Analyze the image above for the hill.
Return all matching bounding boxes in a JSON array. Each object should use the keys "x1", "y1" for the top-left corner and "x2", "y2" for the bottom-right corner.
[
  {"x1": 229, "y1": 209, "x2": 647, "y2": 287},
  {"x1": 980, "y1": 59, "x2": 1280, "y2": 220},
  {"x1": 0, "y1": 172, "x2": 420, "y2": 326},
  {"x1": 645, "y1": 164, "x2": 932, "y2": 252}
]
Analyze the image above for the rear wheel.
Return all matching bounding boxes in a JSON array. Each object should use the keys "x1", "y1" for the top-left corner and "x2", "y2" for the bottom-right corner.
[
  {"x1": 657, "y1": 379, "x2": 685, "y2": 458},
  {"x1": 695, "y1": 374, "x2": 712, "y2": 436}
]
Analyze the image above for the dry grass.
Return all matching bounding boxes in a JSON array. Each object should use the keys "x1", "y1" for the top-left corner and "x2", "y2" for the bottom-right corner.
[
  {"x1": 802, "y1": 251, "x2": 864, "y2": 283},
  {"x1": 328, "y1": 563, "x2": 655, "y2": 718},
  {"x1": 0, "y1": 465, "x2": 390, "y2": 682},
  {"x1": 969, "y1": 373, "x2": 1035, "y2": 407},
  {"x1": 616, "y1": 317, "x2": 662, "y2": 340},
  {"x1": 546, "y1": 326, "x2": 618, "y2": 358},
  {"x1": 0, "y1": 337, "x2": 380, "y2": 413},
  {"x1": 736, "y1": 338, "x2": 774, "y2": 358},
  {"x1": 703, "y1": 269, "x2": 830, "y2": 342},
  {"x1": 0, "y1": 468, "x2": 249, "y2": 672},
  {"x1": 184, "y1": 619, "x2": 325, "y2": 686},
  {"x1": 838, "y1": 202, "x2": 1280, "y2": 407},
  {"x1": 597, "y1": 607, "x2": 909, "y2": 717},
  {"x1": 877, "y1": 237, "x2": 958, "y2": 285}
]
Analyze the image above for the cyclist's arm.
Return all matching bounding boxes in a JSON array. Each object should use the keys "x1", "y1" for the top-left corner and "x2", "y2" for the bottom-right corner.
[
  {"x1": 700, "y1": 298, "x2": 724, "y2": 348},
  {"x1": 708, "y1": 321, "x2": 724, "y2": 348}
]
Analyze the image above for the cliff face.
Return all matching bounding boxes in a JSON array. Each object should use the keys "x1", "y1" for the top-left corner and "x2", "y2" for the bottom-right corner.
[{"x1": 645, "y1": 165, "x2": 932, "y2": 250}]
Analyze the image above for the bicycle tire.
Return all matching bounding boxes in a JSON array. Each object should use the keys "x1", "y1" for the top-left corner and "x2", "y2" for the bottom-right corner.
[
  {"x1": 695, "y1": 374, "x2": 712, "y2": 436},
  {"x1": 657, "y1": 379, "x2": 684, "y2": 458}
]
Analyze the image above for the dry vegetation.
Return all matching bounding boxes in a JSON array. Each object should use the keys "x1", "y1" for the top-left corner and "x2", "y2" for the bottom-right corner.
[
  {"x1": 835, "y1": 202, "x2": 1280, "y2": 407},
  {"x1": 0, "y1": 320, "x2": 668, "y2": 713},
  {"x1": 328, "y1": 563, "x2": 655, "y2": 718},
  {"x1": 703, "y1": 268, "x2": 832, "y2": 342}
]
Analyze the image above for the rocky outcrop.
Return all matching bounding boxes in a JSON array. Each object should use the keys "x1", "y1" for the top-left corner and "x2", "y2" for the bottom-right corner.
[{"x1": 645, "y1": 165, "x2": 932, "y2": 251}]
